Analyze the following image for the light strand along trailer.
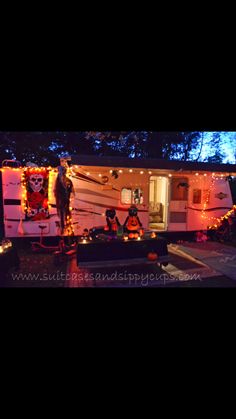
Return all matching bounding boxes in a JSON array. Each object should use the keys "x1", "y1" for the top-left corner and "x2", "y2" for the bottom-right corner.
[{"x1": 0, "y1": 155, "x2": 236, "y2": 238}]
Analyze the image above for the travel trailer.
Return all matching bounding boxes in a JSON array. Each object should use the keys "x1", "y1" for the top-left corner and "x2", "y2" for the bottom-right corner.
[{"x1": 1, "y1": 155, "x2": 236, "y2": 238}]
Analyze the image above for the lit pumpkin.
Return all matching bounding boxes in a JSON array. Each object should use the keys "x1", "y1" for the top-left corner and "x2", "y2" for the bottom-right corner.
[
  {"x1": 133, "y1": 233, "x2": 139, "y2": 239},
  {"x1": 147, "y1": 252, "x2": 158, "y2": 262},
  {"x1": 129, "y1": 233, "x2": 135, "y2": 239},
  {"x1": 151, "y1": 232, "x2": 157, "y2": 239},
  {"x1": 139, "y1": 228, "x2": 144, "y2": 237}
]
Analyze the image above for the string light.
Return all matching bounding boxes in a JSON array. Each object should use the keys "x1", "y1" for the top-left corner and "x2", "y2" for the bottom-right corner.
[
  {"x1": 208, "y1": 205, "x2": 236, "y2": 230},
  {"x1": 201, "y1": 174, "x2": 216, "y2": 223},
  {"x1": 200, "y1": 173, "x2": 234, "y2": 228},
  {"x1": 21, "y1": 169, "x2": 28, "y2": 216}
]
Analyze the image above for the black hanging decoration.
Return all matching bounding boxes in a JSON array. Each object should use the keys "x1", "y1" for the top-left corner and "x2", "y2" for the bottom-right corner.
[
  {"x1": 177, "y1": 182, "x2": 189, "y2": 189},
  {"x1": 111, "y1": 170, "x2": 119, "y2": 179},
  {"x1": 55, "y1": 166, "x2": 74, "y2": 235}
]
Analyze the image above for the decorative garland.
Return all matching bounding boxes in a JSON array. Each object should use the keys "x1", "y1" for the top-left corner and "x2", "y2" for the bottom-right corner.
[{"x1": 208, "y1": 205, "x2": 236, "y2": 230}]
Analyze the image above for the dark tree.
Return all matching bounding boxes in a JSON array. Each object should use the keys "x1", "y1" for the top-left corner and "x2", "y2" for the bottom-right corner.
[{"x1": 0, "y1": 131, "x2": 231, "y2": 166}]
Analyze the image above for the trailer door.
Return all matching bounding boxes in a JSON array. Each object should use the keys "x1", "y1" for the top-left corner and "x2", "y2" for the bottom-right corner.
[{"x1": 168, "y1": 177, "x2": 189, "y2": 231}]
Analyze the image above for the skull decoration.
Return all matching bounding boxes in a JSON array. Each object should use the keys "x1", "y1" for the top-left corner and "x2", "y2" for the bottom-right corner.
[
  {"x1": 29, "y1": 174, "x2": 44, "y2": 192},
  {"x1": 25, "y1": 169, "x2": 49, "y2": 221}
]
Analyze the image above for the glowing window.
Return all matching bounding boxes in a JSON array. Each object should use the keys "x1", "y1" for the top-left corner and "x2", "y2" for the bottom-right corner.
[{"x1": 121, "y1": 188, "x2": 132, "y2": 205}]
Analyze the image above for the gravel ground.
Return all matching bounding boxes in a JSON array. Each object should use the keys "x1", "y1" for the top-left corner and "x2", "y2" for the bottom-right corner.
[
  {"x1": 2, "y1": 244, "x2": 236, "y2": 288},
  {"x1": 1, "y1": 247, "x2": 67, "y2": 288}
]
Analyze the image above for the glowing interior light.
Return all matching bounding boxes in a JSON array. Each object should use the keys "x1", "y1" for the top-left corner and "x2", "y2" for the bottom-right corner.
[
  {"x1": 137, "y1": 237, "x2": 141, "y2": 241},
  {"x1": 0, "y1": 246, "x2": 3, "y2": 254},
  {"x1": 195, "y1": 173, "x2": 199, "y2": 176},
  {"x1": 140, "y1": 171, "x2": 144, "y2": 175},
  {"x1": 149, "y1": 171, "x2": 152, "y2": 175},
  {"x1": 204, "y1": 174, "x2": 207, "y2": 176},
  {"x1": 110, "y1": 170, "x2": 113, "y2": 174},
  {"x1": 99, "y1": 174, "x2": 102, "y2": 177},
  {"x1": 82, "y1": 239, "x2": 87, "y2": 244},
  {"x1": 119, "y1": 170, "x2": 123, "y2": 173},
  {"x1": 124, "y1": 236, "x2": 129, "y2": 241},
  {"x1": 129, "y1": 169, "x2": 133, "y2": 173},
  {"x1": 169, "y1": 174, "x2": 172, "y2": 177},
  {"x1": 86, "y1": 172, "x2": 90, "y2": 176}
]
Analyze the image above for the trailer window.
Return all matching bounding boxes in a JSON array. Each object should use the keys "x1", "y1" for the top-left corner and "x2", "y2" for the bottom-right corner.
[
  {"x1": 121, "y1": 188, "x2": 144, "y2": 205},
  {"x1": 133, "y1": 188, "x2": 144, "y2": 205},
  {"x1": 193, "y1": 189, "x2": 202, "y2": 204},
  {"x1": 171, "y1": 178, "x2": 189, "y2": 201},
  {"x1": 121, "y1": 188, "x2": 132, "y2": 205}
]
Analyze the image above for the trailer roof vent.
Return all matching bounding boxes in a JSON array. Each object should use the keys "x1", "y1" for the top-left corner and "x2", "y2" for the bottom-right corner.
[{"x1": 1, "y1": 160, "x2": 21, "y2": 168}]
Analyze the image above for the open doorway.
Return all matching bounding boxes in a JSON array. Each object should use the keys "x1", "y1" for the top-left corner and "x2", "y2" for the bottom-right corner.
[{"x1": 149, "y1": 176, "x2": 168, "y2": 231}]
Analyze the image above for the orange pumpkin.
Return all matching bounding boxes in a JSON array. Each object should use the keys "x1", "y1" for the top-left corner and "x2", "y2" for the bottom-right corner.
[
  {"x1": 147, "y1": 252, "x2": 158, "y2": 262},
  {"x1": 133, "y1": 233, "x2": 139, "y2": 239},
  {"x1": 129, "y1": 233, "x2": 135, "y2": 239}
]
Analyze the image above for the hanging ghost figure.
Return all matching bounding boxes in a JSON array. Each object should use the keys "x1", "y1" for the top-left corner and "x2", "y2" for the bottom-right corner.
[{"x1": 54, "y1": 166, "x2": 75, "y2": 235}]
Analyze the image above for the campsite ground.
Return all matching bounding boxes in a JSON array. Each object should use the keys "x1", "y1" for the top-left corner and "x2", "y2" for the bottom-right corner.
[
  {"x1": 2, "y1": 242, "x2": 236, "y2": 288},
  {"x1": 1, "y1": 247, "x2": 67, "y2": 287}
]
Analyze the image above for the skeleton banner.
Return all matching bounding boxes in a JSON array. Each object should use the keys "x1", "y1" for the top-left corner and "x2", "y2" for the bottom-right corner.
[{"x1": 25, "y1": 168, "x2": 49, "y2": 221}]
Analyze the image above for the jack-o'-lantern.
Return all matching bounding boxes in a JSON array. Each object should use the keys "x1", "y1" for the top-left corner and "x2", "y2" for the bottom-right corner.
[
  {"x1": 147, "y1": 252, "x2": 158, "y2": 262},
  {"x1": 133, "y1": 233, "x2": 139, "y2": 239},
  {"x1": 129, "y1": 233, "x2": 135, "y2": 239},
  {"x1": 151, "y1": 232, "x2": 157, "y2": 239}
]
